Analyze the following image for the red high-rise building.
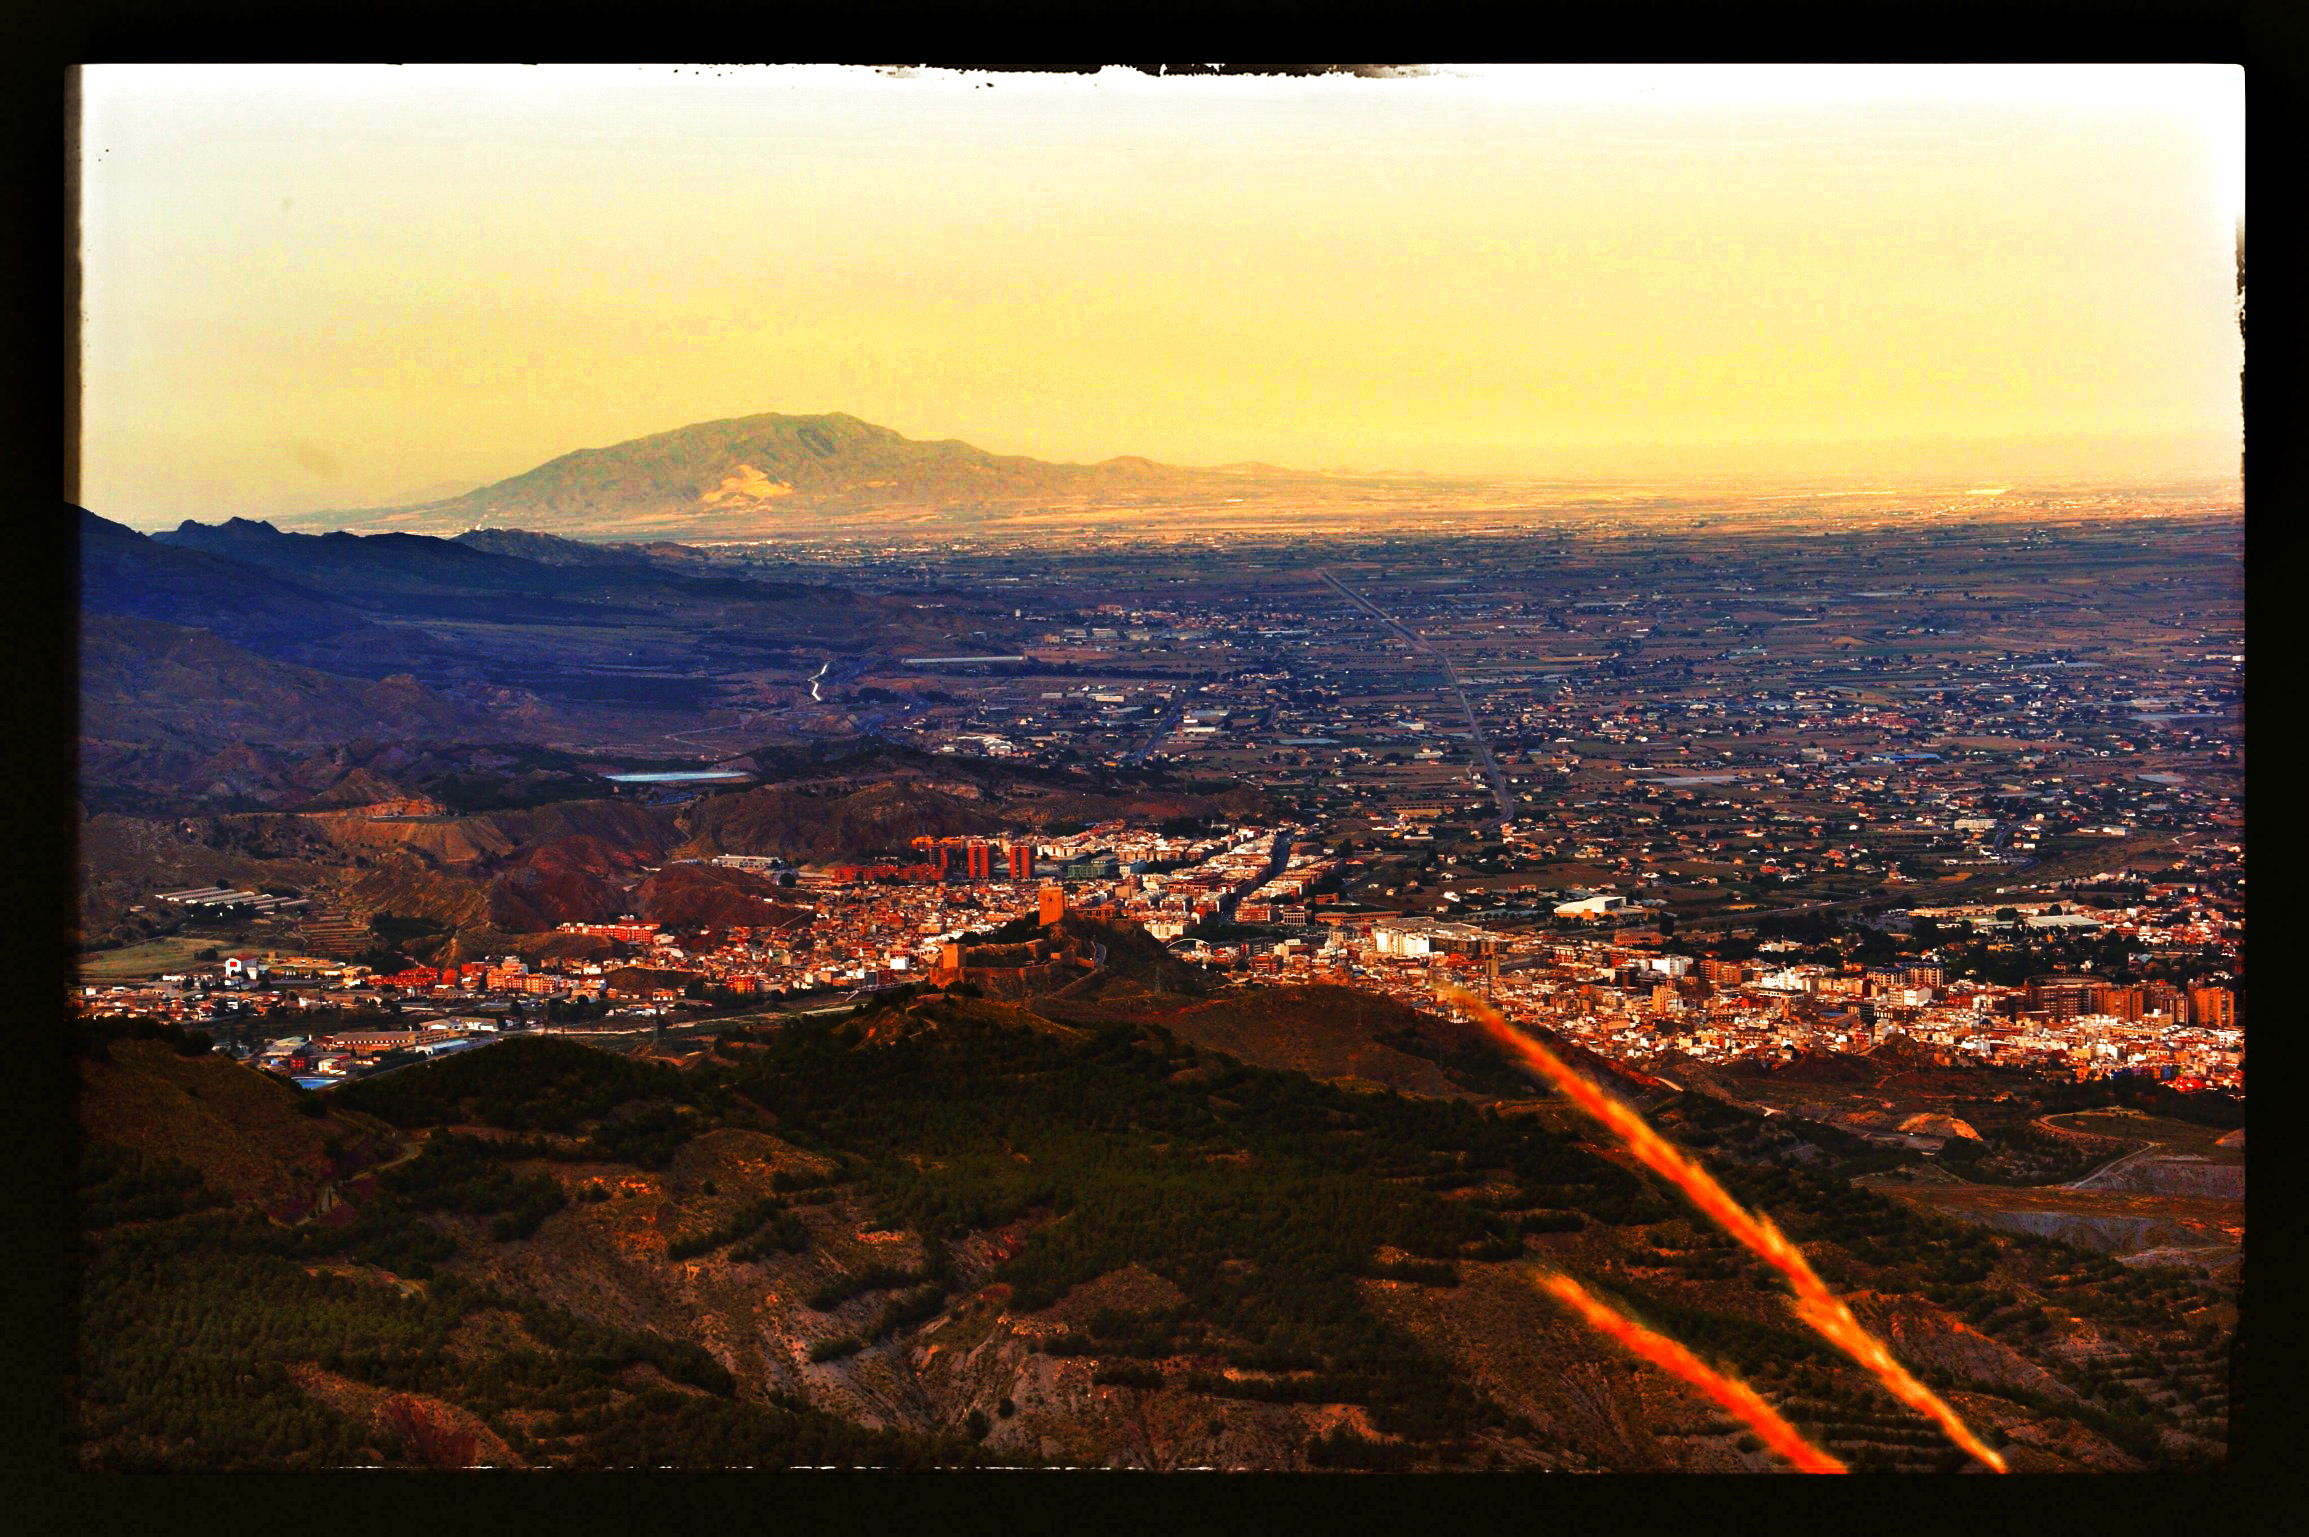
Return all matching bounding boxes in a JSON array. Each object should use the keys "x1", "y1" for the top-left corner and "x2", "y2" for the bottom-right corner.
[
  {"x1": 2186, "y1": 986, "x2": 2237, "y2": 1028},
  {"x1": 967, "y1": 842, "x2": 993, "y2": 880},
  {"x1": 1008, "y1": 844, "x2": 1035, "y2": 880}
]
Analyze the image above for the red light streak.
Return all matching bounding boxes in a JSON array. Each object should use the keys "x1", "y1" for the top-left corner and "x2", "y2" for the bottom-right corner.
[
  {"x1": 1538, "y1": 1271, "x2": 1845, "y2": 1473},
  {"x1": 1441, "y1": 985, "x2": 2007, "y2": 1473}
]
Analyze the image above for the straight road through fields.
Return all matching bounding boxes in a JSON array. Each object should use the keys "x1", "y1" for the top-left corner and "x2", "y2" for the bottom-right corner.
[{"x1": 1317, "y1": 567, "x2": 1516, "y2": 833}]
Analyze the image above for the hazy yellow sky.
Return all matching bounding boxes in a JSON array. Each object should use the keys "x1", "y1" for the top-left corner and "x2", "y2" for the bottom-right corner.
[{"x1": 77, "y1": 64, "x2": 2243, "y2": 528}]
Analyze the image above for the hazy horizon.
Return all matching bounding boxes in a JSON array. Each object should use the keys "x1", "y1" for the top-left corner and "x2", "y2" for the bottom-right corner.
[{"x1": 76, "y1": 65, "x2": 2244, "y2": 530}]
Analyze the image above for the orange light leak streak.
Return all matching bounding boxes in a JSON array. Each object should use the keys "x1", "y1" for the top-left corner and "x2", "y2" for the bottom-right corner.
[
  {"x1": 1538, "y1": 1271, "x2": 1845, "y2": 1474},
  {"x1": 1440, "y1": 986, "x2": 2008, "y2": 1473}
]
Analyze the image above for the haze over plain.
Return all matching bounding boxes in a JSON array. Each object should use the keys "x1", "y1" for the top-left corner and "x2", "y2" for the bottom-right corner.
[{"x1": 76, "y1": 64, "x2": 2242, "y2": 530}]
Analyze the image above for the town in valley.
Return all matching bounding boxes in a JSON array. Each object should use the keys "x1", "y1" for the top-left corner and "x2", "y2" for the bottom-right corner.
[{"x1": 70, "y1": 64, "x2": 2245, "y2": 1476}]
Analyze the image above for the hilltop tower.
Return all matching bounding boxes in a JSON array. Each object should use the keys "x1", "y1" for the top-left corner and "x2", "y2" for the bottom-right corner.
[{"x1": 1039, "y1": 885, "x2": 1067, "y2": 927}]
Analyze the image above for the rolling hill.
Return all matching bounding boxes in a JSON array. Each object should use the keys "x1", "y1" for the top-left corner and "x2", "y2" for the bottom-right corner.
[
  {"x1": 74, "y1": 506, "x2": 902, "y2": 742},
  {"x1": 79, "y1": 613, "x2": 504, "y2": 754}
]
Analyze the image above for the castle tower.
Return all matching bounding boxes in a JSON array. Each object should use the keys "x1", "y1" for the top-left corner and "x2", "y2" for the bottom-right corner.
[{"x1": 1039, "y1": 885, "x2": 1067, "y2": 927}]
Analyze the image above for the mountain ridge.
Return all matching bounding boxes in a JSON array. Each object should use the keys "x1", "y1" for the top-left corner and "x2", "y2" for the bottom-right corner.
[{"x1": 285, "y1": 412, "x2": 1326, "y2": 539}]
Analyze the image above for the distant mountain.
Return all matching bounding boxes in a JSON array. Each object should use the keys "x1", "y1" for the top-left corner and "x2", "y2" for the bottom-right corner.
[
  {"x1": 140, "y1": 512, "x2": 816, "y2": 605},
  {"x1": 82, "y1": 510, "x2": 706, "y2": 774},
  {"x1": 83, "y1": 508, "x2": 618, "y2": 692},
  {"x1": 155, "y1": 516, "x2": 571, "y2": 596},
  {"x1": 296, "y1": 412, "x2": 1314, "y2": 539},
  {"x1": 452, "y1": 527, "x2": 659, "y2": 568},
  {"x1": 79, "y1": 507, "x2": 370, "y2": 653},
  {"x1": 88, "y1": 507, "x2": 587, "y2": 638},
  {"x1": 80, "y1": 506, "x2": 842, "y2": 695}
]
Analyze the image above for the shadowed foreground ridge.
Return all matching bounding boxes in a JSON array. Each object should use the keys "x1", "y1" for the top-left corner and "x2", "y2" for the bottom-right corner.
[{"x1": 73, "y1": 983, "x2": 2231, "y2": 1471}]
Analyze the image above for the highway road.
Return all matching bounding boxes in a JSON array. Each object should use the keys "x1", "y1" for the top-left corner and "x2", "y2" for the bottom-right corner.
[
  {"x1": 1123, "y1": 697, "x2": 1190, "y2": 767},
  {"x1": 1316, "y1": 567, "x2": 1516, "y2": 834},
  {"x1": 1989, "y1": 821, "x2": 2038, "y2": 871}
]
